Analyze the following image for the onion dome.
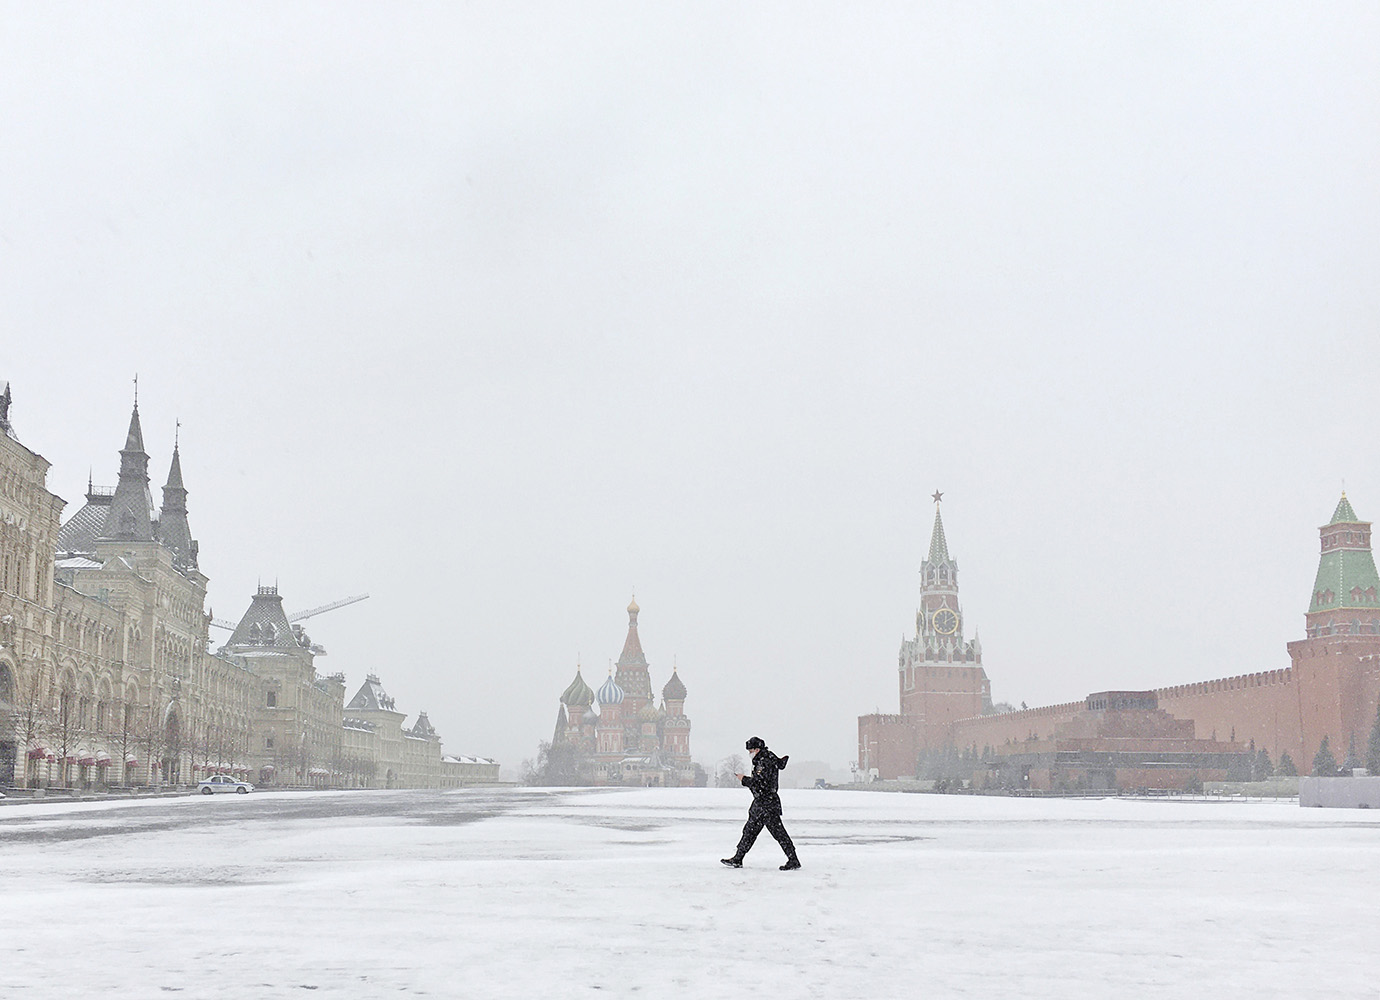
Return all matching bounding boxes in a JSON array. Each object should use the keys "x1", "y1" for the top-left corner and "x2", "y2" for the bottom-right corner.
[
  {"x1": 560, "y1": 669, "x2": 594, "y2": 707},
  {"x1": 639, "y1": 701, "x2": 660, "y2": 722},
  {"x1": 582, "y1": 706, "x2": 598, "y2": 725},
  {"x1": 662, "y1": 668, "x2": 687, "y2": 701},
  {"x1": 597, "y1": 671, "x2": 625, "y2": 705},
  {"x1": 628, "y1": 595, "x2": 639, "y2": 615}
]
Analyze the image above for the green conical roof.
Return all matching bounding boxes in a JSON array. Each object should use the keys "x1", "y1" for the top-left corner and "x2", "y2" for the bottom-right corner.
[
  {"x1": 1331, "y1": 493, "x2": 1359, "y2": 524},
  {"x1": 1311, "y1": 496, "x2": 1380, "y2": 614},
  {"x1": 928, "y1": 507, "x2": 950, "y2": 563}
]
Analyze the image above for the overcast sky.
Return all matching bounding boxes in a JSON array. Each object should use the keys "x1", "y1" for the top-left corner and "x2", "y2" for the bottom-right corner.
[{"x1": 4, "y1": 4, "x2": 1379, "y2": 774}]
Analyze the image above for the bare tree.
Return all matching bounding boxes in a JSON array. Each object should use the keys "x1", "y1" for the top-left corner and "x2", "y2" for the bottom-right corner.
[
  {"x1": 111, "y1": 701, "x2": 140, "y2": 787},
  {"x1": 716, "y1": 754, "x2": 745, "y2": 788},
  {"x1": 1, "y1": 661, "x2": 49, "y2": 787},
  {"x1": 522, "y1": 739, "x2": 592, "y2": 786}
]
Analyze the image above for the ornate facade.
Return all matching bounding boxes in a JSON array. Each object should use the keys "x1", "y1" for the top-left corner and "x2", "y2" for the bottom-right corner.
[
  {"x1": 552, "y1": 598, "x2": 695, "y2": 786},
  {"x1": 0, "y1": 381, "x2": 498, "y2": 791}
]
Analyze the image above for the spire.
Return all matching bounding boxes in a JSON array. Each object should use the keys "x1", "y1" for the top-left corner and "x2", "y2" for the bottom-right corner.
[
  {"x1": 123, "y1": 399, "x2": 145, "y2": 453},
  {"x1": 928, "y1": 502, "x2": 950, "y2": 564},
  {"x1": 99, "y1": 392, "x2": 155, "y2": 542},
  {"x1": 0, "y1": 381, "x2": 18, "y2": 442},
  {"x1": 618, "y1": 596, "x2": 647, "y2": 667},
  {"x1": 165, "y1": 440, "x2": 185, "y2": 491},
  {"x1": 157, "y1": 432, "x2": 197, "y2": 571},
  {"x1": 1331, "y1": 491, "x2": 1359, "y2": 525}
]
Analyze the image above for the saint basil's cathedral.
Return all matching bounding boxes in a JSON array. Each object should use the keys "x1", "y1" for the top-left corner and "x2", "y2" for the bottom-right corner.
[{"x1": 552, "y1": 598, "x2": 696, "y2": 786}]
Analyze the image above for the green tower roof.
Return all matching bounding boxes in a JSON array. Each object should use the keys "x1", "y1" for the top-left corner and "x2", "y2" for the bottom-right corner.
[
  {"x1": 1330, "y1": 493, "x2": 1359, "y2": 524},
  {"x1": 1311, "y1": 495, "x2": 1380, "y2": 615}
]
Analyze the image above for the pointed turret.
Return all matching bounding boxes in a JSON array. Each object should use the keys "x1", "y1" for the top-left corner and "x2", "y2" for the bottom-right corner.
[
  {"x1": 1306, "y1": 493, "x2": 1380, "y2": 637},
  {"x1": 0, "y1": 380, "x2": 18, "y2": 442},
  {"x1": 157, "y1": 436, "x2": 198, "y2": 572},
  {"x1": 1331, "y1": 492, "x2": 1359, "y2": 525},
  {"x1": 99, "y1": 398, "x2": 156, "y2": 541},
  {"x1": 614, "y1": 595, "x2": 652, "y2": 700}
]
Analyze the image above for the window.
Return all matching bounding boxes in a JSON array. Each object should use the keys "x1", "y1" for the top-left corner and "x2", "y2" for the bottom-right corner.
[
  {"x1": 265, "y1": 735, "x2": 275, "y2": 749},
  {"x1": 266, "y1": 690, "x2": 276, "y2": 707}
]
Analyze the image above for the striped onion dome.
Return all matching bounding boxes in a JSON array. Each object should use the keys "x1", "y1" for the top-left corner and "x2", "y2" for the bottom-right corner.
[
  {"x1": 560, "y1": 669, "x2": 594, "y2": 707},
  {"x1": 597, "y1": 672, "x2": 625, "y2": 705}
]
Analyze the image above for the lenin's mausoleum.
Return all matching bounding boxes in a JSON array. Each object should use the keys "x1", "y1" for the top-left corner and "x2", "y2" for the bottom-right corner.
[{"x1": 858, "y1": 493, "x2": 1380, "y2": 790}]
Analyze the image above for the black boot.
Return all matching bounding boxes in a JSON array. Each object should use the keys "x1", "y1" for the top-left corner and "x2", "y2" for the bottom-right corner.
[
  {"x1": 720, "y1": 857, "x2": 743, "y2": 868},
  {"x1": 779, "y1": 857, "x2": 801, "y2": 871}
]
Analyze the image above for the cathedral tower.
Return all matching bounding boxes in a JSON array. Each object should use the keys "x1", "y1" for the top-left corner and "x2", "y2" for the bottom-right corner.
[{"x1": 614, "y1": 596, "x2": 652, "y2": 709}]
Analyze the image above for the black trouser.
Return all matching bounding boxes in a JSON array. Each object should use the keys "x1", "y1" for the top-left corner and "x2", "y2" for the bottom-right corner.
[{"x1": 734, "y1": 802, "x2": 796, "y2": 860}]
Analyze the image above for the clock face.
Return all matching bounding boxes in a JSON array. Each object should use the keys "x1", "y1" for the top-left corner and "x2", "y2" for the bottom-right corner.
[{"x1": 933, "y1": 609, "x2": 959, "y2": 635}]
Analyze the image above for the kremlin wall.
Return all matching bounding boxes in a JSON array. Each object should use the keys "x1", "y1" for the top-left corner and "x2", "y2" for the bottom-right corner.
[{"x1": 860, "y1": 494, "x2": 1380, "y2": 791}]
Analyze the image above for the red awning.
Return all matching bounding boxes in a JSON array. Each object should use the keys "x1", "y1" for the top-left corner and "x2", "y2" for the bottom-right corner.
[
  {"x1": 27, "y1": 746, "x2": 48, "y2": 760},
  {"x1": 95, "y1": 752, "x2": 112, "y2": 765},
  {"x1": 125, "y1": 755, "x2": 138, "y2": 766},
  {"x1": 78, "y1": 757, "x2": 96, "y2": 766}
]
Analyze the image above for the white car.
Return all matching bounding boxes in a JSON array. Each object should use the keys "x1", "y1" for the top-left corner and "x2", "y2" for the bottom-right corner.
[{"x1": 197, "y1": 774, "x2": 254, "y2": 795}]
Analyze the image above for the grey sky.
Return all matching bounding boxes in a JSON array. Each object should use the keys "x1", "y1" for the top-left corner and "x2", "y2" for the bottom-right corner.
[{"x1": 4, "y1": 4, "x2": 1379, "y2": 772}]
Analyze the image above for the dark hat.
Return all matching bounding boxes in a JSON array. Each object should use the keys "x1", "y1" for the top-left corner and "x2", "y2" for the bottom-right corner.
[{"x1": 745, "y1": 736, "x2": 767, "y2": 751}]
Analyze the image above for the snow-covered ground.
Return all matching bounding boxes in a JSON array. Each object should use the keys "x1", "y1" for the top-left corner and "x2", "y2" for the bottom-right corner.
[{"x1": 2, "y1": 788, "x2": 1376, "y2": 999}]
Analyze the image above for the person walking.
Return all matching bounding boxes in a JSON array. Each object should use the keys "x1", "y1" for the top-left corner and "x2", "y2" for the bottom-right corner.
[{"x1": 721, "y1": 737, "x2": 801, "y2": 870}]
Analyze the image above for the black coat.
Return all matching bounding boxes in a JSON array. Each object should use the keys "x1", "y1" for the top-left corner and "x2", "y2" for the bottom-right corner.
[{"x1": 740, "y1": 749, "x2": 790, "y2": 812}]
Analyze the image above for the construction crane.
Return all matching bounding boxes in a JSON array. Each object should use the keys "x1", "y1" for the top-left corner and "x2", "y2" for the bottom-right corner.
[{"x1": 209, "y1": 594, "x2": 369, "y2": 631}]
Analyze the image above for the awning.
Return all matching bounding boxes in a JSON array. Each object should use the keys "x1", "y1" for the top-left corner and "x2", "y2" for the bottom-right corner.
[
  {"x1": 95, "y1": 751, "x2": 112, "y2": 765},
  {"x1": 27, "y1": 746, "x2": 48, "y2": 760},
  {"x1": 308, "y1": 767, "x2": 328, "y2": 776},
  {"x1": 125, "y1": 755, "x2": 138, "y2": 766},
  {"x1": 78, "y1": 756, "x2": 96, "y2": 766},
  {"x1": 261, "y1": 765, "x2": 275, "y2": 771}
]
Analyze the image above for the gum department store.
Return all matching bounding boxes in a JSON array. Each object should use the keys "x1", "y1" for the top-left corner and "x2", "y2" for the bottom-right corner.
[{"x1": 0, "y1": 381, "x2": 497, "y2": 791}]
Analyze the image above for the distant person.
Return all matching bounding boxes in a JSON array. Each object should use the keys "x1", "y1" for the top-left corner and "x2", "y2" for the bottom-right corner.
[{"x1": 721, "y1": 736, "x2": 801, "y2": 870}]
